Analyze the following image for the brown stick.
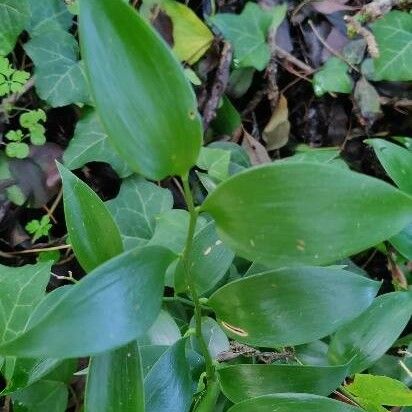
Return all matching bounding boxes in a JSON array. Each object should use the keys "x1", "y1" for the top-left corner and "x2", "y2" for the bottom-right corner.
[{"x1": 202, "y1": 41, "x2": 233, "y2": 130}]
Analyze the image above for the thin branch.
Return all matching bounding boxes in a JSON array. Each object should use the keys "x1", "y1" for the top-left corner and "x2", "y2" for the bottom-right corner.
[{"x1": 308, "y1": 20, "x2": 359, "y2": 71}]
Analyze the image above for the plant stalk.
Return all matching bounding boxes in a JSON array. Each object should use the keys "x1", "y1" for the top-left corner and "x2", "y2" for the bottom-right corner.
[{"x1": 181, "y1": 173, "x2": 215, "y2": 380}]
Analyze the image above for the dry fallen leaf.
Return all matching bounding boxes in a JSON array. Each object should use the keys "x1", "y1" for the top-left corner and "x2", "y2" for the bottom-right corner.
[
  {"x1": 262, "y1": 94, "x2": 290, "y2": 150},
  {"x1": 242, "y1": 130, "x2": 271, "y2": 165},
  {"x1": 311, "y1": 0, "x2": 355, "y2": 15}
]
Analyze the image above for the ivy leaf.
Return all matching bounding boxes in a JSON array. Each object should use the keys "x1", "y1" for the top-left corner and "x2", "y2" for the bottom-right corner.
[
  {"x1": 26, "y1": 0, "x2": 72, "y2": 36},
  {"x1": 0, "y1": 0, "x2": 29, "y2": 55},
  {"x1": 346, "y1": 374, "x2": 412, "y2": 407},
  {"x1": 0, "y1": 261, "x2": 52, "y2": 345},
  {"x1": 211, "y1": 3, "x2": 287, "y2": 71},
  {"x1": 196, "y1": 147, "x2": 231, "y2": 182},
  {"x1": 371, "y1": 11, "x2": 412, "y2": 81},
  {"x1": 313, "y1": 57, "x2": 353, "y2": 97},
  {"x1": 106, "y1": 175, "x2": 173, "y2": 250},
  {"x1": 63, "y1": 109, "x2": 132, "y2": 178},
  {"x1": 24, "y1": 29, "x2": 89, "y2": 107}
]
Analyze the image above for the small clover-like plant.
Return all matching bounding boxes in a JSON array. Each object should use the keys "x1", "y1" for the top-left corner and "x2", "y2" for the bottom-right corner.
[
  {"x1": 0, "y1": 57, "x2": 30, "y2": 97},
  {"x1": 20, "y1": 109, "x2": 47, "y2": 145},
  {"x1": 4, "y1": 109, "x2": 47, "y2": 158},
  {"x1": 5, "y1": 130, "x2": 29, "y2": 159},
  {"x1": 25, "y1": 215, "x2": 53, "y2": 243}
]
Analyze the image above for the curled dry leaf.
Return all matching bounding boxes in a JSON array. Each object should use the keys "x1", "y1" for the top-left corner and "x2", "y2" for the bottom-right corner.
[
  {"x1": 242, "y1": 130, "x2": 271, "y2": 165},
  {"x1": 311, "y1": 0, "x2": 355, "y2": 15},
  {"x1": 262, "y1": 94, "x2": 290, "y2": 150}
]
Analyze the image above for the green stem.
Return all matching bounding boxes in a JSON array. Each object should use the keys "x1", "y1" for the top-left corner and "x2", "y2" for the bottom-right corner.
[{"x1": 181, "y1": 173, "x2": 215, "y2": 380}]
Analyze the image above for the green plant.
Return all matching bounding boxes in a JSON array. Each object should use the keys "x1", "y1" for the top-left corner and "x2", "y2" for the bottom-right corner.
[
  {"x1": 25, "y1": 215, "x2": 53, "y2": 243},
  {"x1": 1, "y1": 0, "x2": 412, "y2": 411},
  {"x1": 0, "y1": 56, "x2": 30, "y2": 97},
  {"x1": 4, "y1": 109, "x2": 47, "y2": 158}
]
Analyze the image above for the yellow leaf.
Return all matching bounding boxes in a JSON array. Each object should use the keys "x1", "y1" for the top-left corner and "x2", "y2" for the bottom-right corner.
[{"x1": 161, "y1": 0, "x2": 213, "y2": 64}]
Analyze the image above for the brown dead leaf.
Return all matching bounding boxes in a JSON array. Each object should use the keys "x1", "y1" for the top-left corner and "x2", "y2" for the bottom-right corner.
[
  {"x1": 242, "y1": 130, "x2": 271, "y2": 165},
  {"x1": 311, "y1": 0, "x2": 355, "y2": 15},
  {"x1": 262, "y1": 94, "x2": 290, "y2": 150}
]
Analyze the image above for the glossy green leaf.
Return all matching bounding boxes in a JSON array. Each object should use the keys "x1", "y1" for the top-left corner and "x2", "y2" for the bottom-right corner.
[
  {"x1": 219, "y1": 363, "x2": 348, "y2": 403},
  {"x1": 148, "y1": 209, "x2": 206, "y2": 254},
  {"x1": 63, "y1": 109, "x2": 132, "y2": 178},
  {"x1": 391, "y1": 223, "x2": 412, "y2": 260},
  {"x1": 175, "y1": 221, "x2": 234, "y2": 295},
  {"x1": 313, "y1": 57, "x2": 353, "y2": 97},
  {"x1": 12, "y1": 380, "x2": 68, "y2": 412},
  {"x1": 211, "y1": 3, "x2": 286, "y2": 71},
  {"x1": 0, "y1": 246, "x2": 174, "y2": 358},
  {"x1": 26, "y1": 0, "x2": 72, "y2": 35},
  {"x1": 137, "y1": 310, "x2": 181, "y2": 346},
  {"x1": 79, "y1": 0, "x2": 202, "y2": 180},
  {"x1": 24, "y1": 29, "x2": 89, "y2": 107},
  {"x1": 295, "y1": 340, "x2": 330, "y2": 366},
  {"x1": 190, "y1": 317, "x2": 230, "y2": 359},
  {"x1": 201, "y1": 162, "x2": 412, "y2": 267},
  {"x1": 208, "y1": 266, "x2": 379, "y2": 347},
  {"x1": 144, "y1": 339, "x2": 193, "y2": 412},
  {"x1": 0, "y1": 261, "x2": 51, "y2": 344},
  {"x1": 368, "y1": 138, "x2": 412, "y2": 195},
  {"x1": 196, "y1": 147, "x2": 231, "y2": 182},
  {"x1": 0, "y1": 0, "x2": 29, "y2": 55},
  {"x1": 85, "y1": 342, "x2": 145, "y2": 412},
  {"x1": 371, "y1": 11, "x2": 412, "y2": 81},
  {"x1": 347, "y1": 374, "x2": 412, "y2": 407},
  {"x1": 2, "y1": 357, "x2": 73, "y2": 394},
  {"x1": 329, "y1": 292, "x2": 412, "y2": 374},
  {"x1": 58, "y1": 164, "x2": 123, "y2": 272},
  {"x1": 228, "y1": 393, "x2": 364, "y2": 412},
  {"x1": 106, "y1": 175, "x2": 173, "y2": 250}
]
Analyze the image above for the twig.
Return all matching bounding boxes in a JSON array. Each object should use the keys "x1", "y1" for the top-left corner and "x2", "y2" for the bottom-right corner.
[
  {"x1": 217, "y1": 341, "x2": 295, "y2": 363},
  {"x1": 345, "y1": 16, "x2": 379, "y2": 58},
  {"x1": 0, "y1": 77, "x2": 35, "y2": 119},
  {"x1": 202, "y1": 41, "x2": 233, "y2": 130},
  {"x1": 355, "y1": 0, "x2": 412, "y2": 22},
  {"x1": 273, "y1": 44, "x2": 315, "y2": 75},
  {"x1": 308, "y1": 20, "x2": 359, "y2": 71},
  {"x1": 266, "y1": 24, "x2": 280, "y2": 110},
  {"x1": 8, "y1": 244, "x2": 71, "y2": 255}
]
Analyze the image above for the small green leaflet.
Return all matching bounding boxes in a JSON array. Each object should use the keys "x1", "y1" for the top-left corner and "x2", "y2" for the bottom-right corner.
[
  {"x1": 371, "y1": 11, "x2": 412, "y2": 81},
  {"x1": 63, "y1": 109, "x2": 132, "y2": 178},
  {"x1": 0, "y1": 56, "x2": 30, "y2": 97},
  {"x1": 211, "y1": 3, "x2": 287, "y2": 71},
  {"x1": 0, "y1": 0, "x2": 29, "y2": 55},
  {"x1": 0, "y1": 261, "x2": 51, "y2": 344},
  {"x1": 24, "y1": 29, "x2": 89, "y2": 107},
  {"x1": 106, "y1": 175, "x2": 173, "y2": 250},
  {"x1": 25, "y1": 215, "x2": 52, "y2": 243},
  {"x1": 313, "y1": 57, "x2": 353, "y2": 97}
]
